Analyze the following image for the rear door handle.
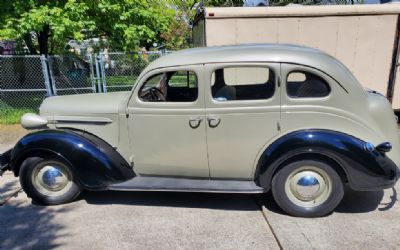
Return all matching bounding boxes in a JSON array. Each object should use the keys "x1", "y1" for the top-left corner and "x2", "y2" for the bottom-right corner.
[
  {"x1": 207, "y1": 116, "x2": 221, "y2": 128},
  {"x1": 189, "y1": 117, "x2": 203, "y2": 129}
]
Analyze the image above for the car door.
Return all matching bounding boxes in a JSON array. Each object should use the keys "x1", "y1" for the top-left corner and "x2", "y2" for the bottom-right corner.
[
  {"x1": 127, "y1": 65, "x2": 210, "y2": 177},
  {"x1": 204, "y1": 63, "x2": 281, "y2": 179}
]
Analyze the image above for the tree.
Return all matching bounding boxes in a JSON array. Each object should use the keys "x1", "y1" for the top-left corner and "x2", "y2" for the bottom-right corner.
[
  {"x1": 162, "y1": 0, "x2": 245, "y2": 50},
  {"x1": 206, "y1": 0, "x2": 244, "y2": 6},
  {"x1": 86, "y1": 0, "x2": 176, "y2": 51},
  {"x1": 0, "y1": 0, "x2": 94, "y2": 55},
  {"x1": 0, "y1": 0, "x2": 176, "y2": 54}
]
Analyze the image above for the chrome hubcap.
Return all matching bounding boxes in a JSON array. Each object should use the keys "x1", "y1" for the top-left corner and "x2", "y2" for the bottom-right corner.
[
  {"x1": 32, "y1": 163, "x2": 72, "y2": 196},
  {"x1": 285, "y1": 166, "x2": 332, "y2": 207},
  {"x1": 38, "y1": 166, "x2": 68, "y2": 191}
]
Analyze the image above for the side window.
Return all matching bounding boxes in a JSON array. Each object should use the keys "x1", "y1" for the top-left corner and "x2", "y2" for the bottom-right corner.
[
  {"x1": 211, "y1": 67, "x2": 275, "y2": 101},
  {"x1": 286, "y1": 71, "x2": 330, "y2": 98},
  {"x1": 139, "y1": 71, "x2": 198, "y2": 102}
]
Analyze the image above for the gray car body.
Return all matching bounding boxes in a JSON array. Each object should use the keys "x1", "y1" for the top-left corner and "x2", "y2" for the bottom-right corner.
[{"x1": 17, "y1": 44, "x2": 400, "y2": 185}]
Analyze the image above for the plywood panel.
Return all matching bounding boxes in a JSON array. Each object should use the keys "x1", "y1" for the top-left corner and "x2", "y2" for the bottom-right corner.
[
  {"x1": 235, "y1": 18, "x2": 279, "y2": 44},
  {"x1": 277, "y1": 18, "x2": 300, "y2": 44},
  {"x1": 296, "y1": 17, "x2": 338, "y2": 56},
  {"x1": 206, "y1": 19, "x2": 236, "y2": 46},
  {"x1": 334, "y1": 16, "x2": 359, "y2": 74},
  {"x1": 352, "y1": 15, "x2": 396, "y2": 95}
]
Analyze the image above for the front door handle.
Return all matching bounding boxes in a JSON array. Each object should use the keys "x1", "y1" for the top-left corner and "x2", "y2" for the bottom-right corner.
[
  {"x1": 189, "y1": 117, "x2": 203, "y2": 129},
  {"x1": 207, "y1": 116, "x2": 221, "y2": 128}
]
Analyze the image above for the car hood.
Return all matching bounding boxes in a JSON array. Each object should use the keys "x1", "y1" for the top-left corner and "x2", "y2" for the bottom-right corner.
[{"x1": 40, "y1": 91, "x2": 130, "y2": 116}]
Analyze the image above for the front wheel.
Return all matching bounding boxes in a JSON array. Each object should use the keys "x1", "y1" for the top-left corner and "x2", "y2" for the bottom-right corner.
[
  {"x1": 271, "y1": 159, "x2": 344, "y2": 217},
  {"x1": 19, "y1": 157, "x2": 82, "y2": 205}
]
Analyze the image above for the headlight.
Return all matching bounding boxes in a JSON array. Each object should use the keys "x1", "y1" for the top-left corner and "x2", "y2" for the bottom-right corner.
[{"x1": 21, "y1": 113, "x2": 48, "y2": 129}]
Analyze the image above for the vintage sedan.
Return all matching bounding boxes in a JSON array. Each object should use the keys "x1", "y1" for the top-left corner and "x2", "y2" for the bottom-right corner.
[{"x1": 0, "y1": 44, "x2": 399, "y2": 217}]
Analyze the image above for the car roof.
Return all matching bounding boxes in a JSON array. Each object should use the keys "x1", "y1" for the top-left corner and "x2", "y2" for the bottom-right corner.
[
  {"x1": 150, "y1": 44, "x2": 330, "y2": 69},
  {"x1": 143, "y1": 44, "x2": 363, "y2": 93}
]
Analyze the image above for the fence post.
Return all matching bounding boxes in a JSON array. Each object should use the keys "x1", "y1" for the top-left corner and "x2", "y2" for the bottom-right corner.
[
  {"x1": 46, "y1": 56, "x2": 58, "y2": 96},
  {"x1": 40, "y1": 55, "x2": 53, "y2": 96},
  {"x1": 99, "y1": 53, "x2": 107, "y2": 93},
  {"x1": 94, "y1": 53, "x2": 103, "y2": 92},
  {"x1": 88, "y1": 53, "x2": 97, "y2": 93}
]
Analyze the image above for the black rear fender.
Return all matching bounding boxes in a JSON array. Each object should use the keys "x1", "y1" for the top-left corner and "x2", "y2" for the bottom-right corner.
[{"x1": 256, "y1": 129, "x2": 398, "y2": 191}]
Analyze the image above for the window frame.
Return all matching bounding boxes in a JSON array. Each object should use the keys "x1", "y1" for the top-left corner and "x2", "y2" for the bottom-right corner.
[
  {"x1": 168, "y1": 71, "x2": 197, "y2": 89},
  {"x1": 285, "y1": 70, "x2": 332, "y2": 99},
  {"x1": 208, "y1": 64, "x2": 277, "y2": 104},
  {"x1": 128, "y1": 65, "x2": 204, "y2": 110},
  {"x1": 282, "y1": 65, "x2": 335, "y2": 103},
  {"x1": 137, "y1": 69, "x2": 199, "y2": 103}
]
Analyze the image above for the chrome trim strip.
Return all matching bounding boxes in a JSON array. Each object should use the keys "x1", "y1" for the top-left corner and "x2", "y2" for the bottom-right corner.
[
  {"x1": 49, "y1": 116, "x2": 113, "y2": 124},
  {"x1": 108, "y1": 176, "x2": 265, "y2": 193},
  {"x1": 108, "y1": 187, "x2": 265, "y2": 194}
]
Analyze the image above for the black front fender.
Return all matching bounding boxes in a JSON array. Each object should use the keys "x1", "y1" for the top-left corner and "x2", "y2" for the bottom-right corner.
[
  {"x1": 256, "y1": 129, "x2": 398, "y2": 191},
  {"x1": 10, "y1": 129, "x2": 135, "y2": 190}
]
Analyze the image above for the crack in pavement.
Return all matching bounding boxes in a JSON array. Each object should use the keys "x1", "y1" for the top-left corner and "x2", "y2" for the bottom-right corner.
[
  {"x1": 0, "y1": 187, "x2": 22, "y2": 206},
  {"x1": 253, "y1": 197, "x2": 283, "y2": 250}
]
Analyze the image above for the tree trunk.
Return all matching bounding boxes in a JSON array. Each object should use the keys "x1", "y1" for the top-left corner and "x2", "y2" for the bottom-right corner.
[
  {"x1": 23, "y1": 33, "x2": 37, "y2": 54},
  {"x1": 38, "y1": 24, "x2": 50, "y2": 55}
]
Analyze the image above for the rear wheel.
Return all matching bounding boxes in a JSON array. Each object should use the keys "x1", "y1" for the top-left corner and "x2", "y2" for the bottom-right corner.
[
  {"x1": 271, "y1": 159, "x2": 344, "y2": 217},
  {"x1": 19, "y1": 157, "x2": 81, "y2": 205}
]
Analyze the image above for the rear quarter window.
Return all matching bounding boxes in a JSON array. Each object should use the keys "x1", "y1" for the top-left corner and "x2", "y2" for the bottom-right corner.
[{"x1": 287, "y1": 71, "x2": 330, "y2": 98}]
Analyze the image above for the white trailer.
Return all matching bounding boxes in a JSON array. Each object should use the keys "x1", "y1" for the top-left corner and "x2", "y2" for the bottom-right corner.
[{"x1": 193, "y1": 4, "x2": 400, "y2": 111}]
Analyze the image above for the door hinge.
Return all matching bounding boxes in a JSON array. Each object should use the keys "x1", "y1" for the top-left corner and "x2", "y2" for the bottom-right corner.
[{"x1": 277, "y1": 121, "x2": 281, "y2": 132}]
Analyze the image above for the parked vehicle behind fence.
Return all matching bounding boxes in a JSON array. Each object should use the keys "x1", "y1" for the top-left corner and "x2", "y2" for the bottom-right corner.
[{"x1": 0, "y1": 44, "x2": 399, "y2": 217}]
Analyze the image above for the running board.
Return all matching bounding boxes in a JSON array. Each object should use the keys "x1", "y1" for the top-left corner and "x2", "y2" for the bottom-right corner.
[{"x1": 108, "y1": 177, "x2": 265, "y2": 194}]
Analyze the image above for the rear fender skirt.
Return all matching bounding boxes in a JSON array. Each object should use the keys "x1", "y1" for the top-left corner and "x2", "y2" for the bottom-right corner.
[
  {"x1": 10, "y1": 129, "x2": 135, "y2": 190},
  {"x1": 256, "y1": 129, "x2": 398, "y2": 191}
]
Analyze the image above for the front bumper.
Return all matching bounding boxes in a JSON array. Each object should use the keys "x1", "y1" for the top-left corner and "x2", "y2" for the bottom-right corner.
[{"x1": 0, "y1": 150, "x2": 11, "y2": 176}]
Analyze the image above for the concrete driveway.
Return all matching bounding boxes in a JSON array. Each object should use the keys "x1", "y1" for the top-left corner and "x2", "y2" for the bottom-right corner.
[
  {"x1": 1, "y1": 125, "x2": 399, "y2": 249},
  {"x1": 0, "y1": 172, "x2": 279, "y2": 249}
]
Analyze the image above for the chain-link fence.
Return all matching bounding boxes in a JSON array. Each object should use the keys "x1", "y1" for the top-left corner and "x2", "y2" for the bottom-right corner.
[
  {"x1": 98, "y1": 51, "x2": 164, "y2": 92},
  {"x1": 0, "y1": 51, "x2": 167, "y2": 120},
  {"x1": 0, "y1": 55, "x2": 49, "y2": 113},
  {"x1": 48, "y1": 55, "x2": 95, "y2": 95}
]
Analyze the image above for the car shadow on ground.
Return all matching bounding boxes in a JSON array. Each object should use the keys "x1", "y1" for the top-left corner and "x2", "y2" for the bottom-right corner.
[
  {"x1": 80, "y1": 185, "x2": 397, "y2": 215},
  {"x1": 257, "y1": 186, "x2": 397, "y2": 216},
  {"x1": 81, "y1": 190, "x2": 261, "y2": 211},
  {"x1": 0, "y1": 177, "x2": 69, "y2": 249},
  {"x1": 0, "y1": 202, "x2": 69, "y2": 249}
]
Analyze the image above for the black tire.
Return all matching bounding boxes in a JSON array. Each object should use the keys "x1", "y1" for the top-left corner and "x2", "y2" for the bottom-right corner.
[
  {"x1": 271, "y1": 159, "x2": 344, "y2": 218},
  {"x1": 19, "y1": 157, "x2": 82, "y2": 205}
]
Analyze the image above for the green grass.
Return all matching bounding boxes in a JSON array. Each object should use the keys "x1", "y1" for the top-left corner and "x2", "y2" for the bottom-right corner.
[
  {"x1": 106, "y1": 76, "x2": 137, "y2": 87},
  {"x1": 0, "y1": 100, "x2": 37, "y2": 124},
  {"x1": 0, "y1": 107, "x2": 35, "y2": 124}
]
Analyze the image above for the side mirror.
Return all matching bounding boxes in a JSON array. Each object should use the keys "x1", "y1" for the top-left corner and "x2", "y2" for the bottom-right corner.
[{"x1": 376, "y1": 142, "x2": 392, "y2": 153}]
